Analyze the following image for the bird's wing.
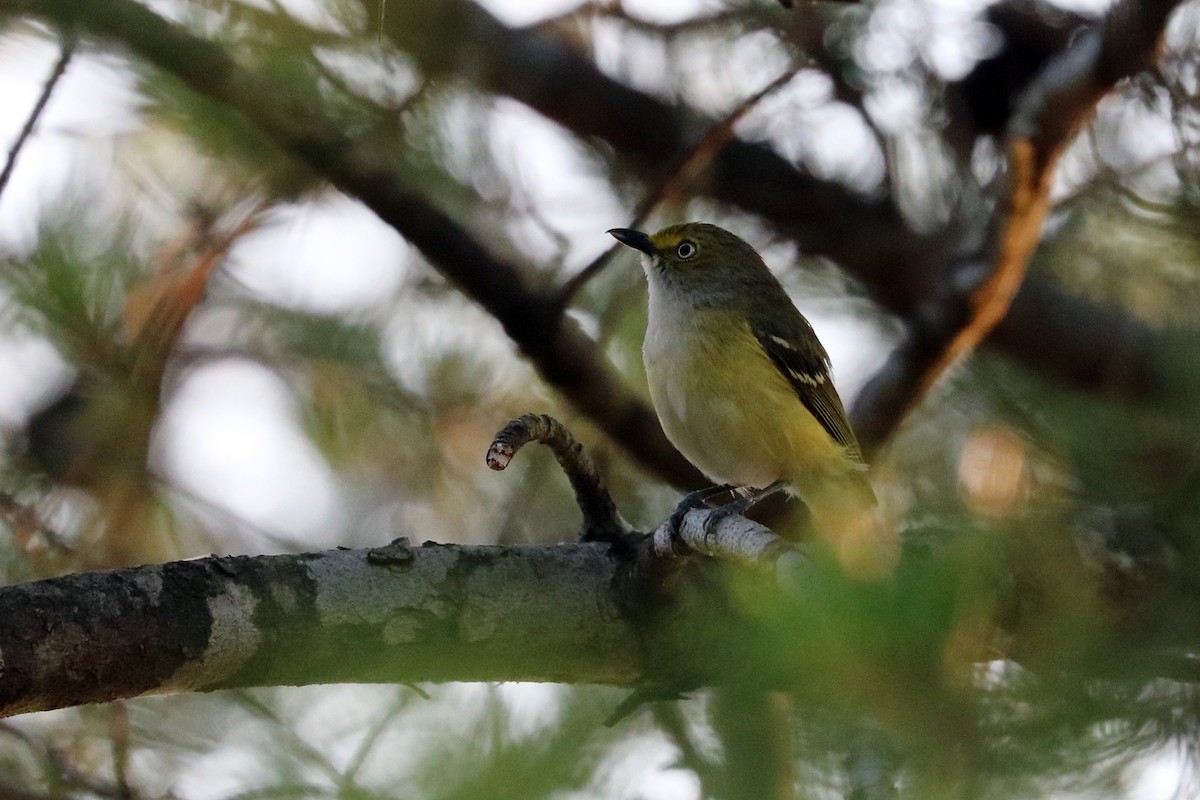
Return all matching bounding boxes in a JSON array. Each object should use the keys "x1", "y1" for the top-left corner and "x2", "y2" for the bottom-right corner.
[{"x1": 751, "y1": 321, "x2": 865, "y2": 465}]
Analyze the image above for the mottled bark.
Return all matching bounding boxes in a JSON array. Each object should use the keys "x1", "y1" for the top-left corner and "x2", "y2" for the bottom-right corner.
[
  {"x1": 0, "y1": 542, "x2": 639, "y2": 718},
  {"x1": 1, "y1": 502, "x2": 1199, "y2": 718}
]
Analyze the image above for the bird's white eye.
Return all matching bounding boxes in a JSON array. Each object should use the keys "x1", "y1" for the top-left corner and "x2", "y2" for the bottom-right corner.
[{"x1": 676, "y1": 241, "x2": 697, "y2": 259}]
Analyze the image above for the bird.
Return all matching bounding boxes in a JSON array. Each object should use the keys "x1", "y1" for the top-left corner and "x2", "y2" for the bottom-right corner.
[{"x1": 609, "y1": 222, "x2": 889, "y2": 572}]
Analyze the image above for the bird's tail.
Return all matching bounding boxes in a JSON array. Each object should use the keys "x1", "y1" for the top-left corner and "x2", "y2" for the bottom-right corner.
[{"x1": 802, "y1": 471, "x2": 898, "y2": 580}]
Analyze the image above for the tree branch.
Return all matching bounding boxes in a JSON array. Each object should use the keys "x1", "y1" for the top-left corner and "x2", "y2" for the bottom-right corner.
[
  {"x1": 0, "y1": 34, "x2": 74, "y2": 202},
  {"x1": 487, "y1": 413, "x2": 631, "y2": 542},
  {"x1": 8, "y1": 0, "x2": 1196, "y2": 486},
  {"x1": 555, "y1": 65, "x2": 802, "y2": 308},
  {"x1": 363, "y1": 0, "x2": 911, "y2": 278},
  {"x1": 14, "y1": 0, "x2": 1191, "y2": 481},
  {"x1": 851, "y1": 0, "x2": 1184, "y2": 449},
  {"x1": 0, "y1": 411, "x2": 1193, "y2": 719},
  {"x1": 0, "y1": 541, "x2": 640, "y2": 718},
  {"x1": 0, "y1": 511, "x2": 1197, "y2": 719}
]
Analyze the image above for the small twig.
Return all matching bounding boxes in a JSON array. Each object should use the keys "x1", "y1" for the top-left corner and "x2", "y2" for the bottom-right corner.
[
  {"x1": 0, "y1": 35, "x2": 75, "y2": 202},
  {"x1": 537, "y1": 7, "x2": 759, "y2": 40},
  {"x1": 555, "y1": 66, "x2": 801, "y2": 308},
  {"x1": 229, "y1": 691, "x2": 344, "y2": 784},
  {"x1": 108, "y1": 703, "x2": 132, "y2": 800},
  {"x1": 486, "y1": 413, "x2": 791, "y2": 558},
  {"x1": 339, "y1": 693, "x2": 410, "y2": 788},
  {"x1": 651, "y1": 703, "x2": 724, "y2": 786},
  {"x1": 487, "y1": 413, "x2": 630, "y2": 542}
]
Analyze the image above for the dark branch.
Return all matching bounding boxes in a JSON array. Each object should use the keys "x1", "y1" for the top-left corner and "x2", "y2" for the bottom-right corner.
[
  {"x1": 3, "y1": 0, "x2": 702, "y2": 490},
  {"x1": 0, "y1": 35, "x2": 74, "y2": 201},
  {"x1": 851, "y1": 0, "x2": 1184, "y2": 451},
  {"x1": 361, "y1": 0, "x2": 912, "y2": 283},
  {"x1": 8, "y1": 0, "x2": 1195, "y2": 478},
  {"x1": 487, "y1": 413, "x2": 630, "y2": 543}
]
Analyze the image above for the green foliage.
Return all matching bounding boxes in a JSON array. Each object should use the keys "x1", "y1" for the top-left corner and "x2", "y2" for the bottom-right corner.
[{"x1": 1, "y1": 224, "x2": 139, "y2": 367}]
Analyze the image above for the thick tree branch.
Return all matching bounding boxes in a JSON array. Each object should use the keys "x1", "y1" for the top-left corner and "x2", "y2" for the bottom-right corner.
[
  {"x1": 0, "y1": 394, "x2": 798, "y2": 719},
  {"x1": 0, "y1": 541, "x2": 640, "y2": 718},
  {"x1": 0, "y1": 413, "x2": 1193, "y2": 718},
  {"x1": 1, "y1": 512, "x2": 1198, "y2": 719}
]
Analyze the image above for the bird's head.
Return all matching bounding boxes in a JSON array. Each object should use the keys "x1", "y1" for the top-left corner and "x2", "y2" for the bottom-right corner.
[{"x1": 607, "y1": 222, "x2": 770, "y2": 293}]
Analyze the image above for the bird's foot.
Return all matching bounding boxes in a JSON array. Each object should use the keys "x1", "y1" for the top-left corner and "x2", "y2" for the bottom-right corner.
[
  {"x1": 667, "y1": 480, "x2": 792, "y2": 540},
  {"x1": 667, "y1": 484, "x2": 734, "y2": 539}
]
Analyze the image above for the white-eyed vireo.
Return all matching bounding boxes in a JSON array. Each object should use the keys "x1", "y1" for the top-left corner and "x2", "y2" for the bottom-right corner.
[{"x1": 609, "y1": 222, "x2": 886, "y2": 567}]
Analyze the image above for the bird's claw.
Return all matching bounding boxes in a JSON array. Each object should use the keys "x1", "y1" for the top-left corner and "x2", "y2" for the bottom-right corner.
[
  {"x1": 667, "y1": 489, "x2": 711, "y2": 540},
  {"x1": 667, "y1": 484, "x2": 749, "y2": 542},
  {"x1": 668, "y1": 480, "x2": 790, "y2": 542}
]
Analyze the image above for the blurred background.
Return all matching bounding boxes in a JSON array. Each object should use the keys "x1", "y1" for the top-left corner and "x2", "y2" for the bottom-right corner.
[{"x1": 0, "y1": 0, "x2": 1199, "y2": 797}]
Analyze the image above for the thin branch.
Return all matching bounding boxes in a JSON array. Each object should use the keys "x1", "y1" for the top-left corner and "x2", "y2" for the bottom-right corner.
[
  {"x1": 15, "y1": 0, "x2": 1185, "y2": 480},
  {"x1": 107, "y1": 703, "x2": 132, "y2": 800},
  {"x1": 230, "y1": 691, "x2": 345, "y2": 784},
  {"x1": 486, "y1": 413, "x2": 796, "y2": 561},
  {"x1": 0, "y1": 35, "x2": 75, "y2": 202},
  {"x1": 556, "y1": 66, "x2": 801, "y2": 308},
  {"x1": 359, "y1": 0, "x2": 911, "y2": 280}
]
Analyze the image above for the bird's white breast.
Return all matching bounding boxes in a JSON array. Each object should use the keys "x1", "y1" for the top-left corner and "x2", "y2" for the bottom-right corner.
[{"x1": 643, "y1": 278, "x2": 851, "y2": 491}]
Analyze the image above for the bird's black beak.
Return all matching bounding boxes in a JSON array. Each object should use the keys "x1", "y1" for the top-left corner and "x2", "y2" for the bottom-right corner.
[{"x1": 607, "y1": 228, "x2": 656, "y2": 256}]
